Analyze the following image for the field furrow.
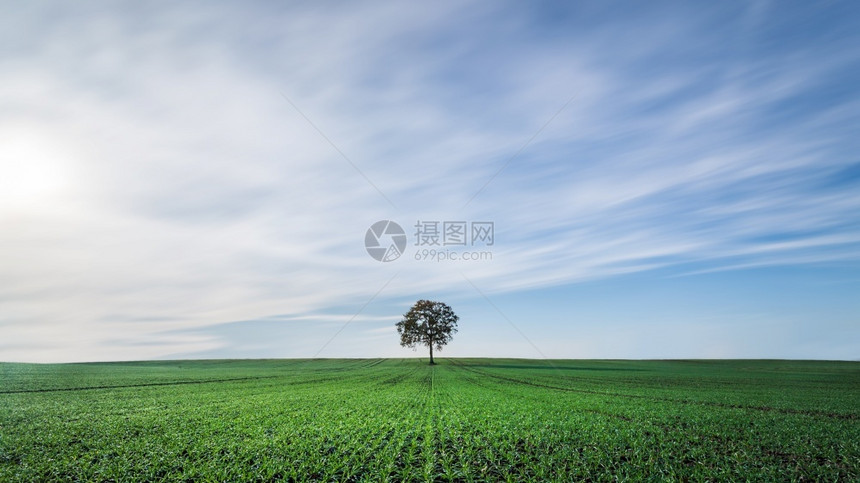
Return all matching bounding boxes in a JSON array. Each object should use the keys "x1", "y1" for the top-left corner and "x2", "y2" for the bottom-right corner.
[{"x1": 1, "y1": 359, "x2": 858, "y2": 481}]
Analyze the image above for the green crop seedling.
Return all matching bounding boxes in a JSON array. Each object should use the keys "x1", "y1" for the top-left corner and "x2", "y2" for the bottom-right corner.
[{"x1": 1, "y1": 359, "x2": 858, "y2": 481}]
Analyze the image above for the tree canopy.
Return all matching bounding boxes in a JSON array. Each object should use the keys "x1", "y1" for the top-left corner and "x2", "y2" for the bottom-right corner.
[{"x1": 396, "y1": 299, "x2": 458, "y2": 364}]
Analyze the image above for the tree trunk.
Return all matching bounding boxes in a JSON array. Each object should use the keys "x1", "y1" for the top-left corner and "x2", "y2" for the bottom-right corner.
[{"x1": 429, "y1": 342, "x2": 435, "y2": 365}]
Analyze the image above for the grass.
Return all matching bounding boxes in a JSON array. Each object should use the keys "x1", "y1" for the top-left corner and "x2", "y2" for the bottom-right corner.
[{"x1": 1, "y1": 358, "x2": 858, "y2": 481}]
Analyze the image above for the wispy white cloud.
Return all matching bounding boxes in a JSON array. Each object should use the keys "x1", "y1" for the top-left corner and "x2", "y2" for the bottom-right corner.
[{"x1": 1, "y1": 1, "x2": 858, "y2": 361}]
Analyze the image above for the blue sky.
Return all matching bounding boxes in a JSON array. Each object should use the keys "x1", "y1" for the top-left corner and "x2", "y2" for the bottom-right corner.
[{"x1": 1, "y1": 1, "x2": 858, "y2": 362}]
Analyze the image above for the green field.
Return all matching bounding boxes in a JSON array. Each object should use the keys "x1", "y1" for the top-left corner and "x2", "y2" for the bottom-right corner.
[{"x1": 1, "y1": 359, "x2": 858, "y2": 481}]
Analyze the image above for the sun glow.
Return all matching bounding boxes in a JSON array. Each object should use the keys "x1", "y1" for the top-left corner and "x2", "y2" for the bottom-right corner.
[{"x1": 0, "y1": 129, "x2": 70, "y2": 211}]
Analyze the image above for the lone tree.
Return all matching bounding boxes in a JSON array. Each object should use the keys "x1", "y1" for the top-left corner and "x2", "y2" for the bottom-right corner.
[{"x1": 396, "y1": 299, "x2": 458, "y2": 364}]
